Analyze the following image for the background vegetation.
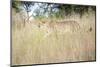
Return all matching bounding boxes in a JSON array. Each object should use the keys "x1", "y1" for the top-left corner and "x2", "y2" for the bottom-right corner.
[{"x1": 12, "y1": 0, "x2": 96, "y2": 27}]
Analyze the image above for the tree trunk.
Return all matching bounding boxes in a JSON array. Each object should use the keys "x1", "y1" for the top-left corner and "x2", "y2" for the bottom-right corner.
[{"x1": 27, "y1": 11, "x2": 30, "y2": 23}]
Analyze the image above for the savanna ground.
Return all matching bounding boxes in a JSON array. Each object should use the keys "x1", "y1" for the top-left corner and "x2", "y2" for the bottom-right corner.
[
  {"x1": 12, "y1": 9, "x2": 96, "y2": 65},
  {"x1": 12, "y1": 2, "x2": 96, "y2": 65}
]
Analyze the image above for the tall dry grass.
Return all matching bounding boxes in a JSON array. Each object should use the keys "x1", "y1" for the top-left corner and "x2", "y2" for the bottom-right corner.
[{"x1": 12, "y1": 11, "x2": 96, "y2": 65}]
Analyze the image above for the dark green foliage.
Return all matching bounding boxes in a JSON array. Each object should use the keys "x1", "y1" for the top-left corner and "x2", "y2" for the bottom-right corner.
[
  {"x1": 12, "y1": 1, "x2": 34, "y2": 13},
  {"x1": 12, "y1": 0, "x2": 21, "y2": 12},
  {"x1": 20, "y1": 1, "x2": 34, "y2": 12},
  {"x1": 56, "y1": 4, "x2": 95, "y2": 17},
  {"x1": 12, "y1": 1, "x2": 96, "y2": 19}
]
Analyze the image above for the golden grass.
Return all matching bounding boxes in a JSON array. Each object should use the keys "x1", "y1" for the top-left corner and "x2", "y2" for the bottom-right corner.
[{"x1": 12, "y1": 12, "x2": 96, "y2": 65}]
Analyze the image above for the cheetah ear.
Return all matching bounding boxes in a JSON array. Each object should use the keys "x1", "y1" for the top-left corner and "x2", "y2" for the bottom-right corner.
[
  {"x1": 41, "y1": 20, "x2": 46, "y2": 24},
  {"x1": 43, "y1": 21, "x2": 46, "y2": 24}
]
